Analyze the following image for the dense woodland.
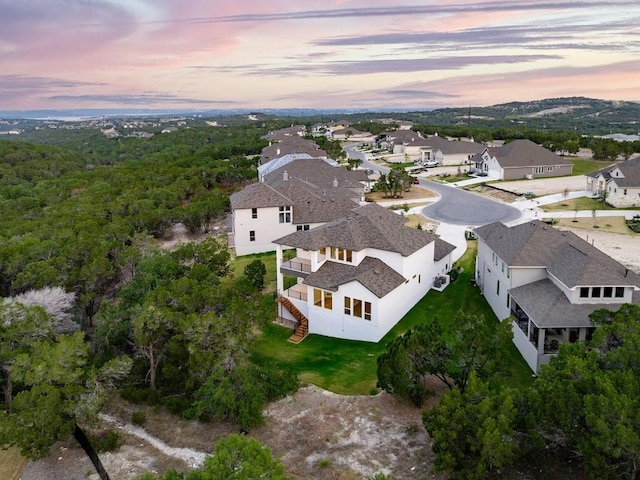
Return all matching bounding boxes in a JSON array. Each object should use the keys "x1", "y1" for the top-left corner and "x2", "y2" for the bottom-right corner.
[{"x1": 1, "y1": 118, "x2": 639, "y2": 479}]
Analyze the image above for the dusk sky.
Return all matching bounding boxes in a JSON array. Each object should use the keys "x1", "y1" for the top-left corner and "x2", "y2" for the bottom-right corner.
[{"x1": 1, "y1": 1, "x2": 639, "y2": 111}]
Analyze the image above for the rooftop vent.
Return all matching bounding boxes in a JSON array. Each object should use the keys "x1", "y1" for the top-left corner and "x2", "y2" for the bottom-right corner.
[
  {"x1": 283, "y1": 170, "x2": 288, "y2": 181},
  {"x1": 333, "y1": 178, "x2": 339, "y2": 188}
]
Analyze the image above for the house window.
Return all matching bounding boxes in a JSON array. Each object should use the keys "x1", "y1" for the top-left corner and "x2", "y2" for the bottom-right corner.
[
  {"x1": 535, "y1": 166, "x2": 544, "y2": 174},
  {"x1": 251, "y1": 208, "x2": 257, "y2": 219},
  {"x1": 249, "y1": 230, "x2": 255, "y2": 242},
  {"x1": 296, "y1": 224, "x2": 310, "y2": 231},
  {"x1": 506, "y1": 293, "x2": 510, "y2": 308},
  {"x1": 624, "y1": 189, "x2": 627, "y2": 195},
  {"x1": 546, "y1": 166, "x2": 553, "y2": 172},
  {"x1": 496, "y1": 280, "x2": 500, "y2": 296},
  {"x1": 591, "y1": 287, "x2": 601, "y2": 298},
  {"x1": 320, "y1": 247, "x2": 326, "y2": 255},
  {"x1": 313, "y1": 289, "x2": 332, "y2": 309},
  {"x1": 353, "y1": 298, "x2": 362, "y2": 318},
  {"x1": 330, "y1": 247, "x2": 353, "y2": 263},
  {"x1": 603, "y1": 287, "x2": 613, "y2": 298},
  {"x1": 279, "y1": 206, "x2": 291, "y2": 223},
  {"x1": 615, "y1": 287, "x2": 625, "y2": 298},
  {"x1": 344, "y1": 297, "x2": 371, "y2": 320},
  {"x1": 580, "y1": 287, "x2": 589, "y2": 298}
]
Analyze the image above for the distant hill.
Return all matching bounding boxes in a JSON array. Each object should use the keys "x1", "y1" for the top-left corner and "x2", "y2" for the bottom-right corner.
[
  {"x1": 403, "y1": 97, "x2": 640, "y2": 135},
  {"x1": 2, "y1": 97, "x2": 639, "y2": 136}
]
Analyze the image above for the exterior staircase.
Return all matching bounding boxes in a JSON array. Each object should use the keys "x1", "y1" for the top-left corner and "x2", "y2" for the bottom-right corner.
[{"x1": 276, "y1": 296, "x2": 309, "y2": 344}]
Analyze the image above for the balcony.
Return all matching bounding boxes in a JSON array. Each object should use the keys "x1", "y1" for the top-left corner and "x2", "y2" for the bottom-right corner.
[
  {"x1": 281, "y1": 257, "x2": 311, "y2": 277},
  {"x1": 283, "y1": 283, "x2": 308, "y2": 302}
]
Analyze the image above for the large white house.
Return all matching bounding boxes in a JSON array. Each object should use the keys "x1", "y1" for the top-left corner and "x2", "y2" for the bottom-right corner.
[
  {"x1": 585, "y1": 157, "x2": 640, "y2": 207},
  {"x1": 474, "y1": 220, "x2": 640, "y2": 372},
  {"x1": 273, "y1": 203, "x2": 456, "y2": 343},
  {"x1": 229, "y1": 155, "x2": 368, "y2": 255}
]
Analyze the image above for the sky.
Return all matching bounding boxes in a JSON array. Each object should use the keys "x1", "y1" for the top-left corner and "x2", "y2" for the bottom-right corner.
[{"x1": 1, "y1": 0, "x2": 639, "y2": 111}]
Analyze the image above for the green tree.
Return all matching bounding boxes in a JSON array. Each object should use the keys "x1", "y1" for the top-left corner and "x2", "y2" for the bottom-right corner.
[
  {"x1": 244, "y1": 259, "x2": 267, "y2": 290},
  {"x1": 0, "y1": 330, "x2": 131, "y2": 459},
  {"x1": 138, "y1": 434, "x2": 291, "y2": 480},
  {"x1": 423, "y1": 374, "x2": 520, "y2": 479},
  {"x1": 533, "y1": 304, "x2": 640, "y2": 480},
  {"x1": 377, "y1": 313, "x2": 512, "y2": 405}
]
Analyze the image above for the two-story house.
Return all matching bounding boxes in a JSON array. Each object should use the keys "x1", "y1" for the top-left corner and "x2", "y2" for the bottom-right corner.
[
  {"x1": 471, "y1": 139, "x2": 573, "y2": 180},
  {"x1": 474, "y1": 220, "x2": 640, "y2": 372},
  {"x1": 586, "y1": 157, "x2": 640, "y2": 207},
  {"x1": 230, "y1": 156, "x2": 368, "y2": 255},
  {"x1": 273, "y1": 203, "x2": 456, "y2": 343}
]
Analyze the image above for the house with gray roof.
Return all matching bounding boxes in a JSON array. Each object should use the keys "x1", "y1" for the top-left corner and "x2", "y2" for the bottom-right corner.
[
  {"x1": 273, "y1": 203, "x2": 456, "y2": 343},
  {"x1": 474, "y1": 220, "x2": 640, "y2": 371},
  {"x1": 471, "y1": 139, "x2": 573, "y2": 180},
  {"x1": 260, "y1": 137, "x2": 327, "y2": 165},
  {"x1": 586, "y1": 156, "x2": 640, "y2": 207},
  {"x1": 229, "y1": 157, "x2": 369, "y2": 255}
]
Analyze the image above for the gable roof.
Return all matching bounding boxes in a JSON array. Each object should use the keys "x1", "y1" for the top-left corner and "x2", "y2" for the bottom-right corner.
[
  {"x1": 260, "y1": 138, "x2": 327, "y2": 165},
  {"x1": 275, "y1": 203, "x2": 452, "y2": 258},
  {"x1": 474, "y1": 220, "x2": 639, "y2": 287},
  {"x1": 586, "y1": 156, "x2": 640, "y2": 187},
  {"x1": 489, "y1": 139, "x2": 572, "y2": 168},
  {"x1": 304, "y1": 256, "x2": 406, "y2": 298}
]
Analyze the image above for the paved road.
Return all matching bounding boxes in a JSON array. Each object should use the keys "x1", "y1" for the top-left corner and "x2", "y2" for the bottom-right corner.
[
  {"x1": 420, "y1": 180, "x2": 521, "y2": 226},
  {"x1": 344, "y1": 145, "x2": 522, "y2": 226}
]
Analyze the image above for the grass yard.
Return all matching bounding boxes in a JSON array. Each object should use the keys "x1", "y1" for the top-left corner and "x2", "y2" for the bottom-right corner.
[
  {"x1": 249, "y1": 242, "x2": 533, "y2": 395},
  {"x1": 567, "y1": 157, "x2": 615, "y2": 176},
  {"x1": 541, "y1": 196, "x2": 640, "y2": 212}
]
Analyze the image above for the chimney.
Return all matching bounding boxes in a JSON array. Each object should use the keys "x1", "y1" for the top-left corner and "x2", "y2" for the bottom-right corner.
[
  {"x1": 333, "y1": 178, "x2": 338, "y2": 188},
  {"x1": 276, "y1": 147, "x2": 280, "y2": 156},
  {"x1": 283, "y1": 170, "x2": 288, "y2": 181}
]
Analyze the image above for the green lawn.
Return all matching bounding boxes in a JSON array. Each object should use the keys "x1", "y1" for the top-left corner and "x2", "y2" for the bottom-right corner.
[
  {"x1": 567, "y1": 157, "x2": 614, "y2": 176},
  {"x1": 542, "y1": 196, "x2": 640, "y2": 212},
  {"x1": 248, "y1": 242, "x2": 533, "y2": 395}
]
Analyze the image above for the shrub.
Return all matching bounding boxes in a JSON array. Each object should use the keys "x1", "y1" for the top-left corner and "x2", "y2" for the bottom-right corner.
[
  {"x1": 92, "y1": 429, "x2": 123, "y2": 452},
  {"x1": 131, "y1": 411, "x2": 147, "y2": 426},
  {"x1": 627, "y1": 215, "x2": 640, "y2": 233}
]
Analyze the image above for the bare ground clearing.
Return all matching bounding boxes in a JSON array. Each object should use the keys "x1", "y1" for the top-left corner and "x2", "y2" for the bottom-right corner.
[{"x1": 20, "y1": 382, "x2": 448, "y2": 480}]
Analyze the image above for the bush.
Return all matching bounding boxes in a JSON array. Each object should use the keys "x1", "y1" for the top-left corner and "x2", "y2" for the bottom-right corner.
[
  {"x1": 131, "y1": 411, "x2": 147, "y2": 426},
  {"x1": 92, "y1": 429, "x2": 123, "y2": 452},
  {"x1": 627, "y1": 215, "x2": 640, "y2": 233},
  {"x1": 120, "y1": 385, "x2": 163, "y2": 405}
]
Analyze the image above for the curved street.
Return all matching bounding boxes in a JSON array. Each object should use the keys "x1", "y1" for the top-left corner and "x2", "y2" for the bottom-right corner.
[{"x1": 344, "y1": 145, "x2": 521, "y2": 226}]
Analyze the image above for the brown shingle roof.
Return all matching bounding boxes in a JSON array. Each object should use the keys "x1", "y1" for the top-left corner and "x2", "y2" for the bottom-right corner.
[
  {"x1": 304, "y1": 256, "x2": 406, "y2": 298},
  {"x1": 509, "y1": 279, "x2": 640, "y2": 328},
  {"x1": 492, "y1": 139, "x2": 572, "y2": 168},
  {"x1": 275, "y1": 203, "x2": 450, "y2": 258},
  {"x1": 474, "y1": 220, "x2": 639, "y2": 287},
  {"x1": 230, "y1": 182, "x2": 291, "y2": 209}
]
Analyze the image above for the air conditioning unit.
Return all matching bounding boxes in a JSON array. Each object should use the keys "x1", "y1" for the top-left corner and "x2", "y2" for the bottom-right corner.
[{"x1": 526, "y1": 174, "x2": 533, "y2": 179}]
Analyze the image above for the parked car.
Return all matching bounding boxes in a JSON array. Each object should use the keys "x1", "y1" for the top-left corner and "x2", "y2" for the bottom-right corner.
[
  {"x1": 423, "y1": 160, "x2": 440, "y2": 168},
  {"x1": 413, "y1": 177, "x2": 420, "y2": 184}
]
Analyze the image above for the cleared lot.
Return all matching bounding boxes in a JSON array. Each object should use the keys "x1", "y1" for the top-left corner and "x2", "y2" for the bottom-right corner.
[{"x1": 491, "y1": 175, "x2": 588, "y2": 196}]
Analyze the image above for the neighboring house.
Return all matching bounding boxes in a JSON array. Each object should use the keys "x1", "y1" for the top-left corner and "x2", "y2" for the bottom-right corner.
[
  {"x1": 229, "y1": 157, "x2": 368, "y2": 256},
  {"x1": 418, "y1": 135, "x2": 485, "y2": 166},
  {"x1": 474, "y1": 220, "x2": 640, "y2": 372},
  {"x1": 263, "y1": 125, "x2": 307, "y2": 141},
  {"x1": 586, "y1": 157, "x2": 640, "y2": 207},
  {"x1": 260, "y1": 138, "x2": 327, "y2": 165},
  {"x1": 273, "y1": 203, "x2": 456, "y2": 343},
  {"x1": 471, "y1": 139, "x2": 573, "y2": 180},
  {"x1": 328, "y1": 127, "x2": 375, "y2": 143}
]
